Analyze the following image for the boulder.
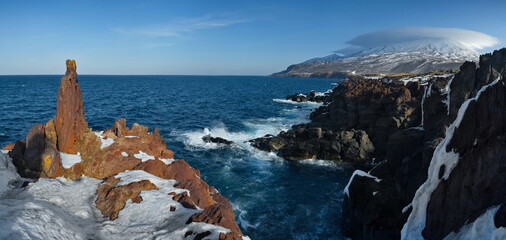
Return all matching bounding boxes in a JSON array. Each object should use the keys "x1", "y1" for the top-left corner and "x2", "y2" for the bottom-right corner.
[{"x1": 9, "y1": 123, "x2": 63, "y2": 178}]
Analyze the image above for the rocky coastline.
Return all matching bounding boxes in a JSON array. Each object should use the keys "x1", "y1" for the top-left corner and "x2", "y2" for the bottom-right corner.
[
  {"x1": 341, "y1": 48, "x2": 506, "y2": 240},
  {"x1": 1, "y1": 60, "x2": 247, "y2": 240},
  {"x1": 250, "y1": 72, "x2": 445, "y2": 162},
  {"x1": 256, "y1": 48, "x2": 506, "y2": 239}
]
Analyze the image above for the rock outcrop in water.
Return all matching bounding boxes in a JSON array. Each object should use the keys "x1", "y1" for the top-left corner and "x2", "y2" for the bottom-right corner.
[
  {"x1": 202, "y1": 135, "x2": 234, "y2": 145},
  {"x1": 286, "y1": 90, "x2": 332, "y2": 103},
  {"x1": 342, "y1": 48, "x2": 506, "y2": 239},
  {"x1": 251, "y1": 73, "x2": 436, "y2": 162},
  {"x1": 5, "y1": 61, "x2": 246, "y2": 240},
  {"x1": 251, "y1": 126, "x2": 375, "y2": 162}
]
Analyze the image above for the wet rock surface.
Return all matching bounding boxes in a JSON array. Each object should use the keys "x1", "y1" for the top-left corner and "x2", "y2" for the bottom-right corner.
[
  {"x1": 286, "y1": 90, "x2": 332, "y2": 103},
  {"x1": 202, "y1": 134, "x2": 234, "y2": 145},
  {"x1": 250, "y1": 127, "x2": 374, "y2": 162}
]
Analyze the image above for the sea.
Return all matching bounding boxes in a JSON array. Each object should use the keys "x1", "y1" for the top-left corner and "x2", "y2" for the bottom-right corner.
[{"x1": 0, "y1": 75, "x2": 354, "y2": 240}]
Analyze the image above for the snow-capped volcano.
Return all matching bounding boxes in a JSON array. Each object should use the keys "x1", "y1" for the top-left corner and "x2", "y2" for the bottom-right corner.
[
  {"x1": 347, "y1": 38, "x2": 478, "y2": 59},
  {"x1": 273, "y1": 27, "x2": 499, "y2": 78}
]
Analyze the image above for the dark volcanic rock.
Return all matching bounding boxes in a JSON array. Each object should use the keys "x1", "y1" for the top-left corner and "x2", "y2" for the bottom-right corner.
[
  {"x1": 251, "y1": 76, "x2": 428, "y2": 162},
  {"x1": 342, "y1": 48, "x2": 506, "y2": 240},
  {"x1": 202, "y1": 135, "x2": 234, "y2": 145},
  {"x1": 423, "y1": 71, "x2": 506, "y2": 239},
  {"x1": 308, "y1": 78, "x2": 424, "y2": 158},
  {"x1": 286, "y1": 90, "x2": 331, "y2": 103},
  {"x1": 250, "y1": 127, "x2": 374, "y2": 162}
]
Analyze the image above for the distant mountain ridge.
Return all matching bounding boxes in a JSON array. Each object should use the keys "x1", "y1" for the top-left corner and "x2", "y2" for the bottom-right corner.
[{"x1": 273, "y1": 38, "x2": 480, "y2": 78}]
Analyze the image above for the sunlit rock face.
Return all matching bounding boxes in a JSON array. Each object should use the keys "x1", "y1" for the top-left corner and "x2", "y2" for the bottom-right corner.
[
  {"x1": 4, "y1": 60, "x2": 246, "y2": 240},
  {"x1": 55, "y1": 59, "x2": 88, "y2": 154}
]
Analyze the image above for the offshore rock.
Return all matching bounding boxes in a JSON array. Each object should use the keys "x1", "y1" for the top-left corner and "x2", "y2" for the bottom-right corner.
[
  {"x1": 286, "y1": 90, "x2": 331, "y2": 103},
  {"x1": 202, "y1": 134, "x2": 234, "y2": 145},
  {"x1": 251, "y1": 127, "x2": 374, "y2": 162}
]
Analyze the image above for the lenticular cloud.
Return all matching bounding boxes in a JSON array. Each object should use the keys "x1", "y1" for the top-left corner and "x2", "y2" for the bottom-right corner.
[{"x1": 336, "y1": 27, "x2": 499, "y2": 55}]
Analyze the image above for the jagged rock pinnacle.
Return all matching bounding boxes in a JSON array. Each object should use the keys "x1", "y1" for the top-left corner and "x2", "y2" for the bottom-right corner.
[{"x1": 55, "y1": 59, "x2": 88, "y2": 154}]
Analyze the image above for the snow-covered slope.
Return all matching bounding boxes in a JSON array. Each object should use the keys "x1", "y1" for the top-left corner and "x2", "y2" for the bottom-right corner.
[
  {"x1": 0, "y1": 152, "x2": 236, "y2": 240},
  {"x1": 274, "y1": 38, "x2": 480, "y2": 77}
]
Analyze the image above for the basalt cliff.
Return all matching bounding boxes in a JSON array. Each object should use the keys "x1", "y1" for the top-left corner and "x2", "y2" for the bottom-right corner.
[
  {"x1": 254, "y1": 48, "x2": 506, "y2": 239},
  {"x1": 1, "y1": 60, "x2": 247, "y2": 240},
  {"x1": 342, "y1": 49, "x2": 506, "y2": 239},
  {"x1": 251, "y1": 72, "x2": 431, "y2": 162}
]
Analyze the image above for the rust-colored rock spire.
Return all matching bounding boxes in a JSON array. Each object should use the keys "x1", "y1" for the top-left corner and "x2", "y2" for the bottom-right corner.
[{"x1": 54, "y1": 60, "x2": 88, "y2": 154}]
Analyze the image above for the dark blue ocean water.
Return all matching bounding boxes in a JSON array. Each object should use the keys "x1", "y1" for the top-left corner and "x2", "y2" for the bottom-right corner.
[{"x1": 0, "y1": 75, "x2": 353, "y2": 240}]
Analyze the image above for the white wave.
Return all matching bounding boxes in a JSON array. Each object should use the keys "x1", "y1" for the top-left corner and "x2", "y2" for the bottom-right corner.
[
  {"x1": 297, "y1": 159, "x2": 341, "y2": 168},
  {"x1": 177, "y1": 103, "x2": 313, "y2": 153},
  {"x1": 234, "y1": 204, "x2": 260, "y2": 230},
  {"x1": 272, "y1": 98, "x2": 323, "y2": 106}
]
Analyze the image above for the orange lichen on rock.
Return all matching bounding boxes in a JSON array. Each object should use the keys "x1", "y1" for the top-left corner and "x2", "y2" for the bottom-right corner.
[
  {"x1": 2, "y1": 143, "x2": 15, "y2": 151},
  {"x1": 54, "y1": 59, "x2": 88, "y2": 154}
]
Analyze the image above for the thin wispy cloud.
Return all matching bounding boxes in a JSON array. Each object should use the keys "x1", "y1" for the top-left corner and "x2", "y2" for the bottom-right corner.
[{"x1": 113, "y1": 14, "x2": 248, "y2": 38}]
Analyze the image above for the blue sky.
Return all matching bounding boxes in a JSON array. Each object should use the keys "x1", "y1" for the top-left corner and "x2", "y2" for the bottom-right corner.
[{"x1": 0, "y1": 0, "x2": 505, "y2": 75}]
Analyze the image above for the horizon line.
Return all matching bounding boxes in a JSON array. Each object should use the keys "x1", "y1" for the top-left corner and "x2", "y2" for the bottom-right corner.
[{"x1": 0, "y1": 73, "x2": 273, "y2": 77}]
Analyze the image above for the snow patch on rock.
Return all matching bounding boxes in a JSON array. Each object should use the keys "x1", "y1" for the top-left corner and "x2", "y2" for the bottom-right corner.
[
  {"x1": 344, "y1": 170, "x2": 381, "y2": 197},
  {"x1": 401, "y1": 77, "x2": 503, "y2": 239},
  {"x1": 133, "y1": 151, "x2": 155, "y2": 162},
  {"x1": 444, "y1": 206, "x2": 506, "y2": 240},
  {"x1": 0, "y1": 153, "x2": 236, "y2": 239},
  {"x1": 158, "y1": 158, "x2": 175, "y2": 165},
  {"x1": 0, "y1": 152, "x2": 20, "y2": 195},
  {"x1": 60, "y1": 152, "x2": 83, "y2": 169},
  {"x1": 94, "y1": 131, "x2": 115, "y2": 149}
]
